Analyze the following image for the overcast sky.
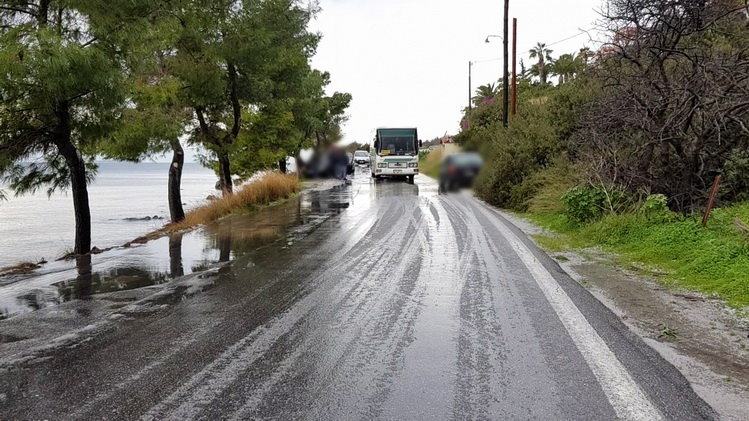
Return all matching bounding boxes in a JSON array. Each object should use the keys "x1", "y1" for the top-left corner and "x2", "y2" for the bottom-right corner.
[{"x1": 309, "y1": 0, "x2": 603, "y2": 144}]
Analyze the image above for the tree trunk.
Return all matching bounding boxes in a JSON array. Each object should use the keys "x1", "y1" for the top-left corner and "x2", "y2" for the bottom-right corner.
[
  {"x1": 168, "y1": 140, "x2": 185, "y2": 223},
  {"x1": 169, "y1": 234, "x2": 184, "y2": 277},
  {"x1": 54, "y1": 110, "x2": 91, "y2": 256},
  {"x1": 38, "y1": 0, "x2": 50, "y2": 26},
  {"x1": 73, "y1": 254, "x2": 93, "y2": 299},
  {"x1": 540, "y1": 58, "x2": 546, "y2": 85},
  {"x1": 218, "y1": 152, "x2": 233, "y2": 196},
  {"x1": 279, "y1": 158, "x2": 287, "y2": 174}
]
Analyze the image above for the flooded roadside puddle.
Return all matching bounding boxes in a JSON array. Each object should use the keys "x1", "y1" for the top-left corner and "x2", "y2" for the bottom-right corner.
[{"x1": 0, "y1": 181, "x2": 359, "y2": 320}]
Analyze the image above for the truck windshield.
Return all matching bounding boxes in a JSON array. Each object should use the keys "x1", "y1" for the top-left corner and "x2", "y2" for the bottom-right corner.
[{"x1": 379, "y1": 137, "x2": 415, "y2": 156}]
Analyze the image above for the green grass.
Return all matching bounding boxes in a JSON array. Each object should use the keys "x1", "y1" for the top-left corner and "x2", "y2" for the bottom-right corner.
[{"x1": 526, "y1": 202, "x2": 749, "y2": 308}]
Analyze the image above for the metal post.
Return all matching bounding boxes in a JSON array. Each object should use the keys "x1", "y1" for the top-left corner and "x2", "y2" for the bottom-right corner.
[
  {"x1": 511, "y1": 17, "x2": 517, "y2": 117},
  {"x1": 502, "y1": 0, "x2": 509, "y2": 127},
  {"x1": 702, "y1": 175, "x2": 722, "y2": 227}
]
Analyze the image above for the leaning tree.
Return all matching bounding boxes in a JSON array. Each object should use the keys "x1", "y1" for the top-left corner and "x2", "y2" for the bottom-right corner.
[{"x1": 0, "y1": 0, "x2": 159, "y2": 255}]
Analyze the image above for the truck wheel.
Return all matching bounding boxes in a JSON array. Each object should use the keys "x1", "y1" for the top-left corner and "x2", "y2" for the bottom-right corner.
[{"x1": 407, "y1": 175, "x2": 415, "y2": 184}]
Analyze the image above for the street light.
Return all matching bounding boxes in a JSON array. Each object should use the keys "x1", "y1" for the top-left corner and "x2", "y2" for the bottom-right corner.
[{"x1": 485, "y1": 35, "x2": 502, "y2": 43}]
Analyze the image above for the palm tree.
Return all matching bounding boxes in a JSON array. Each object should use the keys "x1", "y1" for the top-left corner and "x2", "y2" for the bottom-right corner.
[
  {"x1": 473, "y1": 83, "x2": 498, "y2": 106},
  {"x1": 529, "y1": 42, "x2": 553, "y2": 84},
  {"x1": 552, "y1": 53, "x2": 577, "y2": 84}
]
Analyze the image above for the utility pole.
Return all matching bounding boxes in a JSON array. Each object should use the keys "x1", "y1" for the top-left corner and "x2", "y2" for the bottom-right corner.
[
  {"x1": 511, "y1": 17, "x2": 518, "y2": 117},
  {"x1": 502, "y1": 0, "x2": 509, "y2": 128},
  {"x1": 468, "y1": 61, "x2": 473, "y2": 113}
]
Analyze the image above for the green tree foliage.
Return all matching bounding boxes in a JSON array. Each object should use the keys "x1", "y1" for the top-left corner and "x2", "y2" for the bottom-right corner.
[
  {"x1": 472, "y1": 83, "x2": 498, "y2": 107},
  {"x1": 165, "y1": 0, "x2": 322, "y2": 195},
  {"x1": 345, "y1": 142, "x2": 370, "y2": 154},
  {"x1": 466, "y1": 2, "x2": 749, "y2": 216},
  {"x1": 529, "y1": 42, "x2": 553, "y2": 85},
  {"x1": 0, "y1": 0, "x2": 159, "y2": 254},
  {"x1": 458, "y1": 74, "x2": 597, "y2": 211},
  {"x1": 309, "y1": 89, "x2": 353, "y2": 150},
  {"x1": 550, "y1": 53, "x2": 578, "y2": 84},
  {"x1": 0, "y1": 0, "x2": 352, "y2": 254},
  {"x1": 231, "y1": 68, "x2": 351, "y2": 176},
  {"x1": 104, "y1": 73, "x2": 192, "y2": 222}
]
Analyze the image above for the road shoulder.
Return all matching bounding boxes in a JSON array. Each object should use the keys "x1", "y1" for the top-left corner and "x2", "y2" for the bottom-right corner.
[{"x1": 497, "y1": 208, "x2": 749, "y2": 421}]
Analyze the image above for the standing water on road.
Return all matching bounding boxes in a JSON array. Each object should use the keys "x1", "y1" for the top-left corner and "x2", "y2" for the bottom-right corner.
[{"x1": 0, "y1": 177, "x2": 362, "y2": 320}]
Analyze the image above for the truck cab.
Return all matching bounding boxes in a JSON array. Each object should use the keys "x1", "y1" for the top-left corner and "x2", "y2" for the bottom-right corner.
[{"x1": 371, "y1": 128, "x2": 421, "y2": 184}]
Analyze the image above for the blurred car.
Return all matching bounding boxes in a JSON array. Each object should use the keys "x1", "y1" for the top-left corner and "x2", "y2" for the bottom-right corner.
[
  {"x1": 301, "y1": 151, "x2": 332, "y2": 178},
  {"x1": 346, "y1": 153, "x2": 355, "y2": 175},
  {"x1": 301, "y1": 149, "x2": 354, "y2": 179},
  {"x1": 353, "y1": 150, "x2": 370, "y2": 166},
  {"x1": 439, "y1": 152, "x2": 483, "y2": 193}
]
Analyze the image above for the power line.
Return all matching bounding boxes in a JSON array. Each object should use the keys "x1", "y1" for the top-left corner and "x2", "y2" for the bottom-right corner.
[
  {"x1": 471, "y1": 26, "x2": 596, "y2": 64},
  {"x1": 544, "y1": 27, "x2": 594, "y2": 48},
  {"x1": 471, "y1": 57, "x2": 502, "y2": 64}
]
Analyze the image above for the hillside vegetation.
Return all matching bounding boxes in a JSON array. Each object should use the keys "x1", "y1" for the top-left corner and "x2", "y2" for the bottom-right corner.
[{"x1": 457, "y1": 0, "x2": 749, "y2": 307}]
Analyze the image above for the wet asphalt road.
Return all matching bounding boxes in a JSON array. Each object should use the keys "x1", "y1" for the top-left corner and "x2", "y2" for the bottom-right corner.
[{"x1": 0, "y1": 173, "x2": 716, "y2": 420}]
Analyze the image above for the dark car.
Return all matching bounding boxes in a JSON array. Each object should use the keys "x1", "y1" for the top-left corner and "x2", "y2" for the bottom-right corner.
[
  {"x1": 439, "y1": 153, "x2": 483, "y2": 193},
  {"x1": 301, "y1": 149, "x2": 355, "y2": 179},
  {"x1": 346, "y1": 153, "x2": 355, "y2": 175}
]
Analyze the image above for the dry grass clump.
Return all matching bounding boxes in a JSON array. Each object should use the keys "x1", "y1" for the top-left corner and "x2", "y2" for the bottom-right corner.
[
  {"x1": 0, "y1": 261, "x2": 44, "y2": 277},
  {"x1": 171, "y1": 172, "x2": 299, "y2": 232}
]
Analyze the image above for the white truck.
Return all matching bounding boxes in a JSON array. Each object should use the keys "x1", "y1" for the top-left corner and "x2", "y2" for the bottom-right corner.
[{"x1": 371, "y1": 128, "x2": 422, "y2": 184}]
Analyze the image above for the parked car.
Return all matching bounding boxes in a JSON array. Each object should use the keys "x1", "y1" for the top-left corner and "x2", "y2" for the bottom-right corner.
[
  {"x1": 346, "y1": 153, "x2": 355, "y2": 175},
  {"x1": 439, "y1": 152, "x2": 483, "y2": 193},
  {"x1": 301, "y1": 149, "x2": 355, "y2": 179},
  {"x1": 353, "y1": 150, "x2": 370, "y2": 166}
]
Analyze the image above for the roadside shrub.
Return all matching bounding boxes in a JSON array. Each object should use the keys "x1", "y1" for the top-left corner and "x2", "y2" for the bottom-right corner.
[
  {"x1": 466, "y1": 77, "x2": 596, "y2": 211},
  {"x1": 520, "y1": 158, "x2": 580, "y2": 214},
  {"x1": 472, "y1": 109, "x2": 560, "y2": 209},
  {"x1": 723, "y1": 148, "x2": 749, "y2": 202},
  {"x1": 639, "y1": 194, "x2": 675, "y2": 222},
  {"x1": 562, "y1": 186, "x2": 607, "y2": 223}
]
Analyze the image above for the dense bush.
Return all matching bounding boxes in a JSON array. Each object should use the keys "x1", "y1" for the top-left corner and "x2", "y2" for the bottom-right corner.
[
  {"x1": 639, "y1": 194, "x2": 674, "y2": 222},
  {"x1": 471, "y1": 116, "x2": 559, "y2": 209},
  {"x1": 575, "y1": 1, "x2": 749, "y2": 212},
  {"x1": 562, "y1": 186, "x2": 607, "y2": 223},
  {"x1": 516, "y1": 157, "x2": 580, "y2": 214},
  {"x1": 465, "y1": 78, "x2": 595, "y2": 211},
  {"x1": 724, "y1": 149, "x2": 749, "y2": 203}
]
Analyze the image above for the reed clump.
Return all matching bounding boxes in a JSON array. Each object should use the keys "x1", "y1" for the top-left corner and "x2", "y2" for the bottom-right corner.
[{"x1": 169, "y1": 172, "x2": 300, "y2": 232}]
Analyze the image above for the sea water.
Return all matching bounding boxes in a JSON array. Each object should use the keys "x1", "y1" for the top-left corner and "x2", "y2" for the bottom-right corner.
[{"x1": 0, "y1": 161, "x2": 218, "y2": 267}]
